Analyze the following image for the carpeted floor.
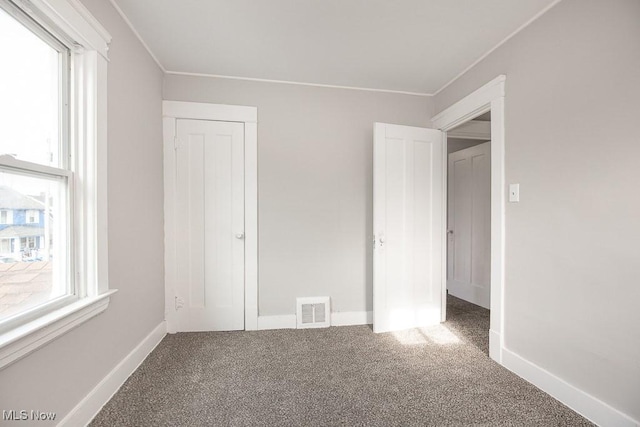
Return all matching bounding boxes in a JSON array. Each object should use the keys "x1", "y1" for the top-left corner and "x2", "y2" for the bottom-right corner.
[{"x1": 91, "y1": 296, "x2": 592, "y2": 426}]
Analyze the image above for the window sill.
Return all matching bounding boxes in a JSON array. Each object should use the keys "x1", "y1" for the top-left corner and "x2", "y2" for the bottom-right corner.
[{"x1": 0, "y1": 289, "x2": 117, "y2": 370}]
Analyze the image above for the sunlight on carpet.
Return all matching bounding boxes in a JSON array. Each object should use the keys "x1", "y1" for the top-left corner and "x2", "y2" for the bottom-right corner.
[{"x1": 392, "y1": 324, "x2": 461, "y2": 346}]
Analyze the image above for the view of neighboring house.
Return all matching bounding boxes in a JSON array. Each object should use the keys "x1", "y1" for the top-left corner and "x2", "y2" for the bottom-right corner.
[{"x1": 0, "y1": 185, "x2": 46, "y2": 262}]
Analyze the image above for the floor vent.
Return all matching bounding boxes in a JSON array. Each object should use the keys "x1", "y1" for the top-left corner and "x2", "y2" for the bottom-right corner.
[{"x1": 296, "y1": 297, "x2": 330, "y2": 329}]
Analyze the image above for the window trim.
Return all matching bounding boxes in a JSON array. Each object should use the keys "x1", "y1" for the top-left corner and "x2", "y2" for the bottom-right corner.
[
  {"x1": 0, "y1": 0, "x2": 113, "y2": 370},
  {"x1": 26, "y1": 211, "x2": 38, "y2": 224},
  {"x1": 0, "y1": 210, "x2": 12, "y2": 224},
  {"x1": 0, "y1": 290, "x2": 116, "y2": 367}
]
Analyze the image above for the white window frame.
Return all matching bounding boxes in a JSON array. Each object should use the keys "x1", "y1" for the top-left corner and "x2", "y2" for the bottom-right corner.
[
  {"x1": 0, "y1": 210, "x2": 11, "y2": 224},
  {"x1": 0, "y1": 0, "x2": 114, "y2": 369},
  {"x1": 25, "y1": 209, "x2": 39, "y2": 224}
]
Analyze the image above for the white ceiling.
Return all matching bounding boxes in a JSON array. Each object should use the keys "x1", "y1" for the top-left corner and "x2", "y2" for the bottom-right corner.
[{"x1": 112, "y1": 0, "x2": 558, "y2": 95}]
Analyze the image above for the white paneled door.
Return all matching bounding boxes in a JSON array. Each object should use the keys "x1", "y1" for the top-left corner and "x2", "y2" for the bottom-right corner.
[
  {"x1": 175, "y1": 119, "x2": 245, "y2": 331},
  {"x1": 447, "y1": 142, "x2": 491, "y2": 309},
  {"x1": 373, "y1": 123, "x2": 444, "y2": 333}
]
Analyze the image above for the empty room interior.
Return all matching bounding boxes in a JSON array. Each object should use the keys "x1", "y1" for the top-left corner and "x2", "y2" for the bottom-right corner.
[{"x1": 0, "y1": 0, "x2": 638, "y2": 425}]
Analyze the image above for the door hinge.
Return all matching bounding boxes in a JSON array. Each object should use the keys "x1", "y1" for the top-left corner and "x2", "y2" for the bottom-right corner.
[
  {"x1": 173, "y1": 136, "x2": 180, "y2": 150},
  {"x1": 175, "y1": 296, "x2": 184, "y2": 310}
]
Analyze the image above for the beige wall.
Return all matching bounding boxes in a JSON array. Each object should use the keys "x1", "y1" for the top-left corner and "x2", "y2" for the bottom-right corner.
[
  {"x1": 0, "y1": 0, "x2": 165, "y2": 422},
  {"x1": 435, "y1": 0, "x2": 640, "y2": 420},
  {"x1": 164, "y1": 75, "x2": 432, "y2": 315}
]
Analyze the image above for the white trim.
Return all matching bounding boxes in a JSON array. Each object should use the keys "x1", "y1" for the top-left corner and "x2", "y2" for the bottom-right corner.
[
  {"x1": 162, "y1": 101, "x2": 258, "y2": 332},
  {"x1": 0, "y1": 0, "x2": 112, "y2": 366},
  {"x1": 73, "y1": 50, "x2": 111, "y2": 298},
  {"x1": 244, "y1": 122, "x2": 258, "y2": 330},
  {"x1": 257, "y1": 315, "x2": 297, "y2": 330},
  {"x1": 93, "y1": 52, "x2": 110, "y2": 296},
  {"x1": 440, "y1": 130, "x2": 448, "y2": 323},
  {"x1": 502, "y1": 348, "x2": 640, "y2": 427},
  {"x1": 58, "y1": 321, "x2": 167, "y2": 426},
  {"x1": 163, "y1": 101, "x2": 257, "y2": 123},
  {"x1": 13, "y1": 0, "x2": 111, "y2": 58},
  {"x1": 258, "y1": 311, "x2": 373, "y2": 329},
  {"x1": 65, "y1": 0, "x2": 111, "y2": 44},
  {"x1": 433, "y1": 0, "x2": 562, "y2": 96},
  {"x1": 0, "y1": 290, "x2": 116, "y2": 369},
  {"x1": 0, "y1": 155, "x2": 72, "y2": 178},
  {"x1": 489, "y1": 329, "x2": 501, "y2": 362},
  {"x1": 165, "y1": 71, "x2": 432, "y2": 97},
  {"x1": 108, "y1": 0, "x2": 166, "y2": 72},
  {"x1": 432, "y1": 76, "x2": 506, "y2": 130},
  {"x1": 331, "y1": 311, "x2": 372, "y2": 326},
  {"x1": 162, "y1": 117, "x2": 177, "y2": 334},
  {"x1": 431, "y1": 75, "x2": 506, "y2": 364}
]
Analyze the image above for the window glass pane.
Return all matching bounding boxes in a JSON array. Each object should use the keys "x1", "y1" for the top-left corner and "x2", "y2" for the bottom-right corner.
[
  {"x1": 0, "y1": 6, "x2": 64, "y2": 168},
  {"x1": 0, "y1": 170, "x2": 69, "y2": 321}
]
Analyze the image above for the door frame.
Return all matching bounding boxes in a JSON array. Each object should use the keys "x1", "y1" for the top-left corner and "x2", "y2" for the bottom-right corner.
[
  {"x1": 162, "y1": 101, "x2": 258, "y2": 332},
  {"x1": 431, "y1": 75, "x2": 506, "y2": 363}
]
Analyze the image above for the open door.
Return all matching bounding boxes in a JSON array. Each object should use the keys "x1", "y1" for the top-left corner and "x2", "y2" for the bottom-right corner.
[{"x1": 373, "y1": 123, "x2": 444, "y2": 333}]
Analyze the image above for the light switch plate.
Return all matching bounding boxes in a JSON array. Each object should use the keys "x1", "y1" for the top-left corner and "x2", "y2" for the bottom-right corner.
[{"x1": 509, "y1": 184, "x2": 520, "y2": 202}]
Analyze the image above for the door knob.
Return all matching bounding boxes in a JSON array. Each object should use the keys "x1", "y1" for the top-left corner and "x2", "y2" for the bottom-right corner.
[{"x1": 235, "y1": 233, "x2": 245, "y2": 239}]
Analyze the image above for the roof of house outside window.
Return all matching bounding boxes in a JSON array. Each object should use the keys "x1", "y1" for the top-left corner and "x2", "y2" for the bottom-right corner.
[
  {"x1": 0, "y1": 225, "x2": 44, "y2": 238},
  {"x1": 0, "y1": 186, "x2": 45, "y2": 210}
]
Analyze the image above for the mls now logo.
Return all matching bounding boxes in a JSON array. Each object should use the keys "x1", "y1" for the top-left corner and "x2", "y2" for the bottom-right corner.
[
  {"x1": 2, "y1": 410, "x2": 27, "y2": 421},
  {"x1": 3, "y1": 410, "x2": 56, "y2": 421}
]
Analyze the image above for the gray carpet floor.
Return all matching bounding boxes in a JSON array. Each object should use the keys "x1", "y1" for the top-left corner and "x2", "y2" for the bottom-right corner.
[{"x1": 91, "y1": 296, "x2": 592, "y2": 426}]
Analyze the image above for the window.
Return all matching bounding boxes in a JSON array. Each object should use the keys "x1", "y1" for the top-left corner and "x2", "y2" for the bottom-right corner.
[
  {"x1": 0, "y1": 0, "x2": 113, "y2": 368},
  {"x1": 25, "y1": 210, "x2": 40, "y2": 224},
  {"x1": 20, "y1": 237, "x2": 36, "y2": 250},
  {"x1": 0, "y1": 239, "x2": 10, "y2": 254},
  {"x1": 0, "y1": 0, "x2": 72, "y2": 327},
  {"x1": 0, "y1": 210, "x2": 11, "y2": 224}
]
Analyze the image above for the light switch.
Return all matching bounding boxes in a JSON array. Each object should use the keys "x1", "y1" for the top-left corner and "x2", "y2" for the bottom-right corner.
[{"x1": 509, "y1": 184, "x2": 520, "y2": 202}]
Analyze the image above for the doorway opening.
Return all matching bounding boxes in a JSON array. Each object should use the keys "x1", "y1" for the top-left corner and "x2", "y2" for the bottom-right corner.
[
  {"x1": 444, "y1": 111, "x2": 491, "y2": 355},
  {"x1": 431, "y1": 75, "x2": 506, "y2": 363}
]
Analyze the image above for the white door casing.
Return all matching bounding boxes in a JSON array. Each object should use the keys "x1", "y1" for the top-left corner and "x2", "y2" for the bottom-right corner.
[
  {"x1": 373, "y1": 123, "x2": 444, "y2": 333},
  {"x1": 431, "y1": 75, "x2": 505, "y2": 363},
  {"x1": 163, "y1": 101, "x2": 258, "y2": 333},
  {"x1": 447, "y1": 142, "x2": 491, "y2": 309},
  {"x1": 174, "y1": 119, "x2": 245, "y2": 331}
]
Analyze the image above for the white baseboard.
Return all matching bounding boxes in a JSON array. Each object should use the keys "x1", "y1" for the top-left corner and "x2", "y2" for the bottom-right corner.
[
  {"x1": 258, "y1": 311, "x2": 373, "y2": 330},
  {"x1": 58, "y1": 321, "x2": 167, "y2": 426},
  {"x1": 331, "y1": 311, "x2": 372, "y2": 326},
  {"x1": 257, "y1": 315, "x2": 296, "y2": 330},
  {"x1": 502, "y1": 348, "x2": 639, "y2": 427},
  {"x1": 489, "y1": 329, "x2": 501, "y2": 363}
]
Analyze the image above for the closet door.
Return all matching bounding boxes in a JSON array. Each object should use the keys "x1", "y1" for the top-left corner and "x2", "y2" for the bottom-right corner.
[
  {"x1": 447, "y1": 142, "x2": 491, "y2": 309},
  {"x1": 175, "y1": 119, "x2": 245, "y2": 331}
]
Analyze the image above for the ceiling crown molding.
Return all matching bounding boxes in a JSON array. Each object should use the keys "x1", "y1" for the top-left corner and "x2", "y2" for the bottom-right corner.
[{"x1": 164, "y1": 71, "x2": 433, "y2": 97}]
